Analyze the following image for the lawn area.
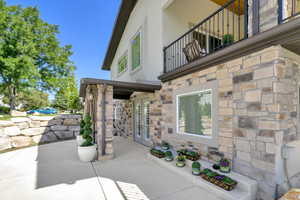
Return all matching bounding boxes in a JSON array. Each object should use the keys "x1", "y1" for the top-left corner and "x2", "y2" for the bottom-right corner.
[{"x1": 0, "y1": 113, "x2": 58, "y2": 121}]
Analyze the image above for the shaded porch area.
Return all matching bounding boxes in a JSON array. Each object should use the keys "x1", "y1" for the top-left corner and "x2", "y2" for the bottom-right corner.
[{"x1": 79, "y1": 78, "x2": 161, "y2": 160}]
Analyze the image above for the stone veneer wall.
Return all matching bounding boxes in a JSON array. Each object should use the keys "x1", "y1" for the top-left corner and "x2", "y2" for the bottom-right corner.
[
  {"x1": 130, "y1": 92, "x2": 163, "y2": 146},
  {"x1": 159, "y1": 45, "x2": 300, "y2": 200},
  {"x1": 113, "y1": 100, "x2": 132, "y2": 138},
  {"x1": 0, "y1": 114, "x2": 81, "y2": 151}
]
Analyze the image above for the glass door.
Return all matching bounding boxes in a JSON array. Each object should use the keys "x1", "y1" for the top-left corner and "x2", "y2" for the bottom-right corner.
[{"x1": 133, "y1": 100, "x2": 151, "y2": 146}]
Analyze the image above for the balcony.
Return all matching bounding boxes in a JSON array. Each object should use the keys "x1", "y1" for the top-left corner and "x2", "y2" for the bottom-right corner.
[
  {"x1": 279, "y1": 0, "x2": 300, "y2": 22},
  {"x1": 162, "y1": 0, "x2": 248, "y2": 74}
]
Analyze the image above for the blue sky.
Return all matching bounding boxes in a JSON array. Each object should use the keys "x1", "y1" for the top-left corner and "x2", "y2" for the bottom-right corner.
[{"x1": 7, "y1": 0, "x2": 121, "y2": 84}]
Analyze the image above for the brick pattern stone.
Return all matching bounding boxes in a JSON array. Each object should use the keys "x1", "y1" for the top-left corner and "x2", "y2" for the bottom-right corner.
[
  {"x1": 113, "y1": 100, "x2": 132, "y2": 138},
  {"x1": 158, "y1": 46, "x2": 300, "y2": 200}
]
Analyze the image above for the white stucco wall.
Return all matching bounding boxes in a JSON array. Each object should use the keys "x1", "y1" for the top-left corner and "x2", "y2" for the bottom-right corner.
[
  {"x1": 110, "y1": 0, "x2": 245, "y2": 83},
  {"x1": 111, "y1": 0, "x2": 164, "y2": 83}
]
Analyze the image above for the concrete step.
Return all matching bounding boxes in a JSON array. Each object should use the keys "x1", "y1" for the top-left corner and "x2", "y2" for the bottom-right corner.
[{"x1": 147, "y1": 154, "x2": 257, "y2": 200}]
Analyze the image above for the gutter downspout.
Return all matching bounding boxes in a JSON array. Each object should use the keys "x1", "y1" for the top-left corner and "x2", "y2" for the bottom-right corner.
[{"x1": 101, "y1": 84, "x2": 107, "y2": 156}]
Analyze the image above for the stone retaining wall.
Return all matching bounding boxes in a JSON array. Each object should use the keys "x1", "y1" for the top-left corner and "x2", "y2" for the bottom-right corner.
[{"x1": 0, "y1": 114, "x2": 81, "y2": 151}]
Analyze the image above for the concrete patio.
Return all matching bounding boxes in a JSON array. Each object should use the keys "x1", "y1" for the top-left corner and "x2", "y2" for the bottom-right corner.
[{"x1": 0, "y1": 137, "x2": 221, "y2": 200}]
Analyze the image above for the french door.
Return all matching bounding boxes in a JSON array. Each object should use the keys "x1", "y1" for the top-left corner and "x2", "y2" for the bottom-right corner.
[{"x1": 133, "y1": 100, "x2": 151, "y2": 146}]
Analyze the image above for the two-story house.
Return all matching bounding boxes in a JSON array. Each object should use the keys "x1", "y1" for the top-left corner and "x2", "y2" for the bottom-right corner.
[{"x1": 80, "y1": 0, "x2": 300, "y2": 199}]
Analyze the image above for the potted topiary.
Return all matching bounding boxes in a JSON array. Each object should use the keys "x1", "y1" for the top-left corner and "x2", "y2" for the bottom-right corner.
[
  {"x1": 76, "y1": 118, "x2": 85, "y2": 145},
  {"x1": 219, "y1": 158, "x2": 231, "y2": 173},
  {"x1": 192, "y1": 161, "x2": 201, "y2": 175},
  {"x1": 176, "y1": 155, "x2": 186, "y2": 167},
  {"x1": 161, "y1": 141, "x2": 170, "y2": 150},
  {"x1": 164, "y1": 151, "x2": 173, "y2": 162},
  {"x1": 77, "y1": 115, "x2": 97, "y2": 162}
]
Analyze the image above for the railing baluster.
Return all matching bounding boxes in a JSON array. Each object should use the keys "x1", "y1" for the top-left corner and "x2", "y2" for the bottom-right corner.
[{"x1": 163, "y1": 0, "x2": 250, "y2": 74}]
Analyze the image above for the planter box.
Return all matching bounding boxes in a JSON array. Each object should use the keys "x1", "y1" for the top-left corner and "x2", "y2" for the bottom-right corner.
[
  {"x1": 150, "y1": 149, "x2": 165, "y2": 158},
  {"x1": 200, "y1": 170, "x2": 238, "y2": 191}
]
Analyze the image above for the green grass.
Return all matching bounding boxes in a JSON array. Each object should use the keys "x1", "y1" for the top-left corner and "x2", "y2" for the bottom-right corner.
[{"x1": 0, "y1": 114, "x2": 13, "y2": 121}]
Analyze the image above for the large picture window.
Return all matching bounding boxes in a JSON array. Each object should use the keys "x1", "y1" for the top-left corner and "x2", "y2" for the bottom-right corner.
[
  {"x1": 131, "y1": 32, "x2": 141, "y2": 70},
  {"x1": 177, "y1": 90, "x2": 212, "y2": 137}
]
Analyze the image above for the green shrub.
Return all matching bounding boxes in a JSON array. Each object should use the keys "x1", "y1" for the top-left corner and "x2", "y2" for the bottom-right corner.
[
  {"x1": 223, "y1": 34, "x2": 234, "y2": 45},
  {"x1": 0, "y1": 106, "x2": 9, "y2": 114},
  {"x1": 165, "y1": 151, "x2": 173, "y2": 157},
  {"x1": 192, "y1": 161, "x2": 201, "y2": 169},
  {"x1": 79, "y1": 118, "x2": 85, "y2": 136},
  {"x1": 176, "y1": 155, "x2": 185, "y2": 162},
  {"x1": 81, "y1": 115, "x2": 94, "y2": 147}
]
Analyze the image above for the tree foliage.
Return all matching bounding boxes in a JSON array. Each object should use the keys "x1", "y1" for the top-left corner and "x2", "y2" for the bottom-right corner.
[
  {"x1": 0, "y1": 0, "x2": 74, "y2": 112},
  {"x1": 10, "y1": 89, "x2": 49, "y2": 111},
  {"x1": 53, "y1": 73, "x2": 82, "y2": 112}
]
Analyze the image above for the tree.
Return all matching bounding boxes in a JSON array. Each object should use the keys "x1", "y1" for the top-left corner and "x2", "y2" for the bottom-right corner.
[
  {"x1": 18, "y1": 89, "x2": 50, "y2": 111},
  {"x1": 0, "y1": 0, "x2": 74, "y2": 112},
  {"x1": 53, "y1": 73, "x2": 82, "y2": 112}
]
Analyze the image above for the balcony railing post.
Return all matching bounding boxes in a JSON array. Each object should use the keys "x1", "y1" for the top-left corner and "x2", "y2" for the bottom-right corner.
[
  {"x1": 244, "y1": 0, "x2": 249, "y2": 38},
  {"x1": 278, "y1": 0, "x2": 283, "y2": 24},
  {"x1": 163, "y1": 47, "x2": 167, "y2": 74}
]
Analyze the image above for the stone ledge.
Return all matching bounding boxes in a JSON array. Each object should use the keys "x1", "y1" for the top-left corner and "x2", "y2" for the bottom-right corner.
[{"x1": 147, "y1": 154, "x2": 257, "y2": 200}]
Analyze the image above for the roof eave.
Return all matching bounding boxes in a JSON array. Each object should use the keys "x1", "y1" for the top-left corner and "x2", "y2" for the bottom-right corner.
[{"x1": 101, "y1": 0, "x2": 137, "y2": 71}]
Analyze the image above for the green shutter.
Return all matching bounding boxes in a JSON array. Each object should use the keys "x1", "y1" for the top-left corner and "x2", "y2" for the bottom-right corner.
[{"x1": 131, "y1": 33, "x2": 141, "y2": 70}]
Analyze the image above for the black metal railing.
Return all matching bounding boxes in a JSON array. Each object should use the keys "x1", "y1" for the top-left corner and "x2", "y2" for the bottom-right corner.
[
  {"x1": 163, "y1": 0, "x2": 248, "y2": 74},
  {"x1": 279, "y1": 0, "x2": 300, "y2": 23}
]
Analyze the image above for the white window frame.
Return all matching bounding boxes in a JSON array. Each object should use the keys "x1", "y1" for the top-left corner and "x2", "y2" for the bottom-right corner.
[
  {"x1": 172, "y1": 81, "x2": 219, "y2": 147},
  {"x1": 176, "y1": 89, "x2": 213, "y2": 138},
  {"x1": 130, "y1": 29, "x2": 142, "y2": 73}
]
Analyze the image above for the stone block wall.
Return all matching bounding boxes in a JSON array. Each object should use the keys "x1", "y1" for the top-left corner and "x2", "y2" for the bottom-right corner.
[
  {"x1": 95, "y1": 84, "x2": 114, "y2": 160},
  {"x1": 113, "y1": 100, "x2": 132, "y2": 138},
  {"x1": 159, "y1": 45, "x2": 300, "y2": 200},
  {"x1": 0, "y1": 114, "x2": 81, "y2": 151}
]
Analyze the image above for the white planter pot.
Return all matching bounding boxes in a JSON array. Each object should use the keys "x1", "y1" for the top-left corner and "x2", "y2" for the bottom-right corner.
[
  {"x1": 76, "y1": 135, "x2": 84, "y2": 146},
  {"x1": 78, "y1": 144, "x2": 97, "y2": 162}
]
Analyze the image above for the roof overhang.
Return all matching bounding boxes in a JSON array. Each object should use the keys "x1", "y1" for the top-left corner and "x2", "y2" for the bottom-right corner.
[
  {"x1": 101, "y1": 0, "x2": 137, "y2": 71},
  {"x1": 80, "y1": 78, "x2": 161, "y2": 100}
]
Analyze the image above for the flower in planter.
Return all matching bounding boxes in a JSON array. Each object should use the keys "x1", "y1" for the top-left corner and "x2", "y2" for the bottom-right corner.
[
  {"x1": 223, "y1": 34, "x2": 234, "y2": 46},
  {"x1": 164, "y1": 151, "x2": 173, "y2": 162},
  {"x1": 161, "y1": 141, "x2": 170, "y2": 150},
  {"x1": 219, "y1": 158, "x2": 231, "y2": 173},
  {"x1": 192, "y1": 161, "x2": 201, "y2": 175},
  {"x1": 176, "y1": 155, "x2": 186, "y2": 167},
  {"x1": 177, "y1": 149, "x2": 187, "y2": 156},
  {"x1": 150, "y1": 148, "x2": 165, "y2": 158},
  {"x1": 185, "y1": 150, "x2": 200, "y2": 161},
  {"x1": 212, "y1": 164, "x2": 220, "y2": 170}
]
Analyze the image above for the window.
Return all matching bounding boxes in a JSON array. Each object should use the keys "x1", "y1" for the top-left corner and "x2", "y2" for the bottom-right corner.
[
  {"x1": 118, "y1": 52, "x2": 128, "y2": 74},
  {"x1": 134, "y1": 103, "x2": 141, "y2": 137},
  {"x1": 143, "y1": 101, "x2": 150, "y2": 140},
  {"x1": 131, "y1": 32, "x2": 141, "y2": 70},
  {"x1": 177, "y1": 90, "x2": 212, "y2": 137}
]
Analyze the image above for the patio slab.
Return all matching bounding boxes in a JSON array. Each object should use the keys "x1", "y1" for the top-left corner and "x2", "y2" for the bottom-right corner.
[
  {"x1": 93, "y1": 137, "x2": 221, "y2": 200},
  {"x1": 0, "y1": 137, "x2": 222, "y2": 200}
]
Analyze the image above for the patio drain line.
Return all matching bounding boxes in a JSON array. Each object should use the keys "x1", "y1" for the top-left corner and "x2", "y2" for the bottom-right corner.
[
  {"x1": 91, "y1": 162, "x2": 108, "y2": 200},
  {"x1": 91, "y1": 162, "x2": 127, "y2": 200}
]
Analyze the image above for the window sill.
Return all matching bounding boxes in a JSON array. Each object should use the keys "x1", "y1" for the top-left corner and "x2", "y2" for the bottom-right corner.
[{"x1": 171, "y1": 132, "x2": 218, "y2": 148}]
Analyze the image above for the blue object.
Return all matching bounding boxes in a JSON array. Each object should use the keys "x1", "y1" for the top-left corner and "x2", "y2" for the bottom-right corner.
[{"x1": 27, "y1": 108, "x2": 57, "y2": 114}]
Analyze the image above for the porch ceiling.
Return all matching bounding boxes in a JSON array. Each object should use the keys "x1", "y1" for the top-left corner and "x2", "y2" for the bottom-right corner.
[{"x1": 79, "y1": 78, "x2": 161, "y2": 100}]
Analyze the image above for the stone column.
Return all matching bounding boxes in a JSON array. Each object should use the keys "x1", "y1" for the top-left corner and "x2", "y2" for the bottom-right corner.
[
  {"x1": 95, "y1": 84, "x2": 114, "y2": 160},
  {"x1": 83, "y1": 85, "x2": 91, "y2": 115}
]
